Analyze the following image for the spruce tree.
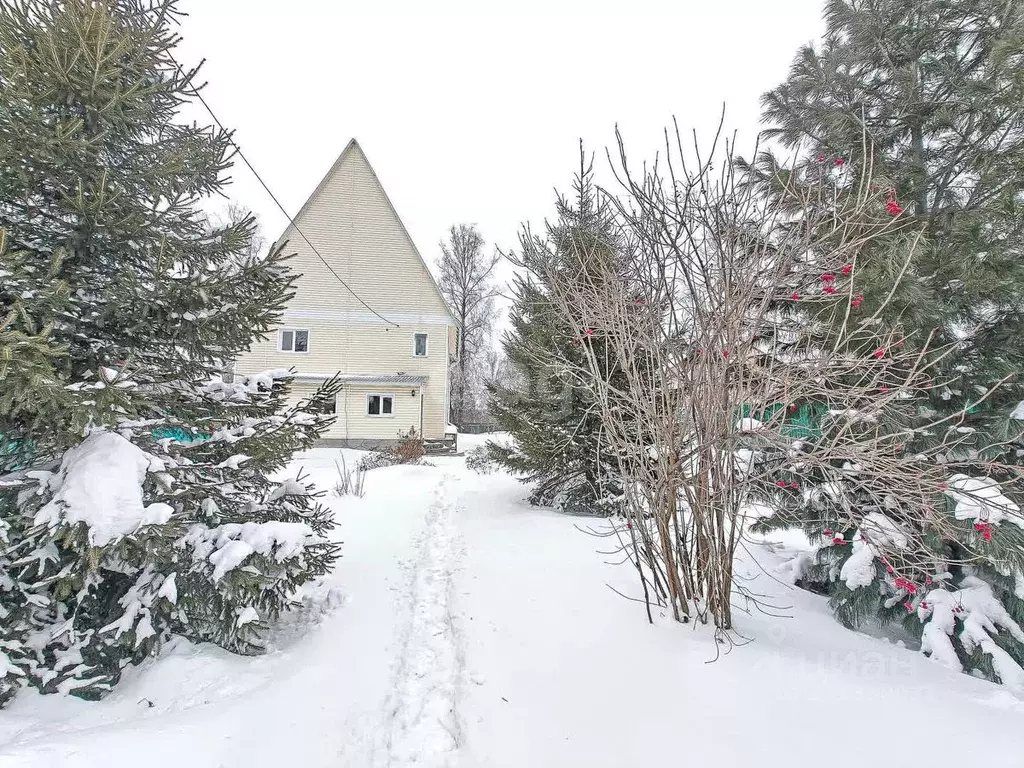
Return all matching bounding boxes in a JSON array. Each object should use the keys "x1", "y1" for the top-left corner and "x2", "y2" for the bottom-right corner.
[
  {"x1": 0, "y1": 0, "x2": 340, "y2": 704},
  {"x1": 749, "y1": 0, "x2": 1024, "y2": 685},
  {"x1": 488, "y1": 164, "x2": 623, "y2": 515}
]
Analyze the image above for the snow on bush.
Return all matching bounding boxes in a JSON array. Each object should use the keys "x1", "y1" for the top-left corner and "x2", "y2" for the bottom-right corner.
[
  {"x1": 945, "y1": 474, "x2": 1024, "y2": 529},
  {"x1": 0, "y1": 378, "x2": 341, "y2": 706},
  {"x1": 840, "y1": 512, "x2": 909, "y2": 590},
  {"x1": 920, "y1": 576, "x2": 1024, "y2": 691},
  {"x1": 185, "y1": 521, "x2": 320, "y2": 580},
  {"x1": 32, "y1": 432, "x2": 174, "y2": 546}
]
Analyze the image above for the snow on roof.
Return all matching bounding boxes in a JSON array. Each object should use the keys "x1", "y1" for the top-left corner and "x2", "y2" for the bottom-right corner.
[{"x1": 294, "y1": 373, "x2": 429, "y2": 386}]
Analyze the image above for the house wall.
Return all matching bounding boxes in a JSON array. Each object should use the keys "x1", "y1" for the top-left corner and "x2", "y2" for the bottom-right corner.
[
  {"x1": 336, "y1": 384, "x2": 421, "y2": 442},
  {"x1": 239, "y1": 320, "x2": 448, "y2": 439},
  {"x1": 281, "y1": 379, "x2": 427, "y2": 446},
  {"x1": 233, "y1": 140, "x2": 455, "y2": 441}
]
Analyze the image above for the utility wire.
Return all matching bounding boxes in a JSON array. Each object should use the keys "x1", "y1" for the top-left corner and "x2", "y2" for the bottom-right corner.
[{"x1": 174, "y1": 57, "x2": 400, "y2": 328}]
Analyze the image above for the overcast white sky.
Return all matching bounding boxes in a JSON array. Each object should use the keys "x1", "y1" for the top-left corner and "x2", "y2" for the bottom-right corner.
[{"x1": 175, "y1": 0, "x2": 825, "y2": 303}]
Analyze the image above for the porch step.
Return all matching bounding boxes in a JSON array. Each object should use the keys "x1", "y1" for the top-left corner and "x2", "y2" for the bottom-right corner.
[{"x1": 423, "y1": 436, "x2": 458, "y2": 455}]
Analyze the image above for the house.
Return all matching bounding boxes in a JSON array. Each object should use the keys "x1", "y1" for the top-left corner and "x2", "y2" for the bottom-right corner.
[{"x1": 233, "y1": 139, "x2": 457, "y2": 451}]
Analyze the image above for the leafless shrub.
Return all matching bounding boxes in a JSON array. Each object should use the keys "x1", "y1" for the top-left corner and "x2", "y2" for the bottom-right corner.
[
  {"x1": 356, "y1": 428, "x2": 430, "y2": 472},
  {"x1": 356, "y1": 452, "x2": 400, "y2": 472},
  {"x1": 465, "y1": 446, "x2": 497, "y2": 475},
  {"x1": 395, "y1": 426, "x2": 425, "y2": 463},
  {"x1": 527, "y1": 123, "x2": 1023, "y2": 641}
]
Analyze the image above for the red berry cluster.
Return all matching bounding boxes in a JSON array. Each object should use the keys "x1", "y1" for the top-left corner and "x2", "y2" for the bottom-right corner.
[
  {"x1": 885, "y1": 189, "x2": 904, "y2": 216},
  {"x1": 894, "y1": 577, "x2": 917, "y2": 594},
  {"x1": 821, "y1": 530, "x2": 847, "y2": 545},
  {"x1": 820, "y1": 272, "x2": 841, "y2": 295},
  {"x1": 814, "y1": 154, "x2": 847, "y2": 167},
  {"x1": 851, "y1": 292, "x2": 864, "y2": 309},
  {"x1": 974, "y1": 521, "x2": 994, "y2": 542}
]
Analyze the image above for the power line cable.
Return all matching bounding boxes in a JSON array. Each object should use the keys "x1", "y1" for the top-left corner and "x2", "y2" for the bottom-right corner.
[{"x1": 174, "y1": 58, "x2": 400, "y2": 328}]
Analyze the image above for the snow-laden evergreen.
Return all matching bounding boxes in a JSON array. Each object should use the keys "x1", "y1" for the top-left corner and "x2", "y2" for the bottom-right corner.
[
  {"x1": 487, "y1": 168, "x2": 626, "y2": 515},
  {"x1": 746, "y1": 0, "x2": 1024, "y2": 687},
  {"x1": 0, "y1": 0, "x2": 341, "y2": 704}
]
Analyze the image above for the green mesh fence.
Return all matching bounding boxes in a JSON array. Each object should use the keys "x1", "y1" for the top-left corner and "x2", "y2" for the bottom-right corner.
[
  {"x1": 1, "y1": 425, "x2": 206, "y2": 470},
  {"x1": 739, "y1": 402, "x2": 829, "y2": 440}
]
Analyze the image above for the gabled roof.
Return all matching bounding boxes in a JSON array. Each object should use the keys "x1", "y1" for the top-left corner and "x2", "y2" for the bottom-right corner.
[{"x1": 278, "y1": 138, "x2": 456, "y2": 326}]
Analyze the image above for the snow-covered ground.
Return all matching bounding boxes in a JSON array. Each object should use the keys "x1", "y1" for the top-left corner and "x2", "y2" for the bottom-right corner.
[{"x1": 1, "y1": 434, "x2": 1022, "y2": 766}]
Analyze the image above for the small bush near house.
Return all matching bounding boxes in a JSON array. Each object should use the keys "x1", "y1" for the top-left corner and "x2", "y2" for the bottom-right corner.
[
  {"x1": 465, "y1": 446, "x2": 496, "y2": 475},
  {"x1": 356, "y1": 451, "x2": 402, "y2": 472},
  {"x1": 357, "y1": 428, "x2": 430, "y2": 472},
  {"x1": 395, "y1": 427, "x2": 425, "y2": 463}
]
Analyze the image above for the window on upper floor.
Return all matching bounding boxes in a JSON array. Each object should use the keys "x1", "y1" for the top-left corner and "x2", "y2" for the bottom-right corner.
[
  {"x1": 279, "y1": 328, "x2": 309, "y2": 353},
  {"x1": 413, "y1": 332, "x2": 428, "y2": 357},
  {"x1": 367, "y1": 394, "x2": 394, "y2": 416}
]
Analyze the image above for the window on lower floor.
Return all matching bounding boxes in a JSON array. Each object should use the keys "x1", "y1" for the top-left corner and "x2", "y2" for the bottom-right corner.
[
  {"x1": 367, "y1": 393, "x2": 393, "y2": 416},
  {"x1": 279, "y1": 328, "x2": 309, "y2": 352}
]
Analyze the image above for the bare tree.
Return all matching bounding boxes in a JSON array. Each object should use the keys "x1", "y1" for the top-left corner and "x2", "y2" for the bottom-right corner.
[
  {"x1": 527, "y1": 127, "x2": 1023, "y2": 643},
  {"x1": 224, "y1": 202, "x2": 266, "y2": 259},
  {"x1": 437, "y1": 224, "x2": 500, "y2": 426},
  {"x1": 482, "y1": 345, "x2": 517, "y2": 393}
]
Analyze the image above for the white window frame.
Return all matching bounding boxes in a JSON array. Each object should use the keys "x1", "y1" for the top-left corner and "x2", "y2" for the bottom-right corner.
[
  {"x1": 366, "y1": 393, "x2": 394, "y2": 418},
  {"x1": 278, "y1": 328, "x2": 310, "y2": 354},
  {"x1": 412, "y1": 332, "x2": 429, "y2": 357}
]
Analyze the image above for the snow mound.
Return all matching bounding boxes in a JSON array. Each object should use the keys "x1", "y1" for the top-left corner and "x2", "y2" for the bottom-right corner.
[{"x1": 33, "y1": 432, "x2": 174, "y2": 546}]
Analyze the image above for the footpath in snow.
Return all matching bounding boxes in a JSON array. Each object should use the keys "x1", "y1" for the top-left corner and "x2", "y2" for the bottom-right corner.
[{"x1": 1, "y1": 435, "x2": 1022, "y2": 766}]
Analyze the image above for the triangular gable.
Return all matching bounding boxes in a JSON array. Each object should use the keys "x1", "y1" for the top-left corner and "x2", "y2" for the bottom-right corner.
[{"x1": 276, "y1": 139, "x2": 456, "y2": 325}]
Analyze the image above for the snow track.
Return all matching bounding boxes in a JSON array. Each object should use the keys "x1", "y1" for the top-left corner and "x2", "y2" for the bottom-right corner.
[
  {"x1": 5, "y1": 443, "x2": 1023, "y2": 767},
  {"x1": 374, "y1": 475, "x2": 466, "y2": 767}
]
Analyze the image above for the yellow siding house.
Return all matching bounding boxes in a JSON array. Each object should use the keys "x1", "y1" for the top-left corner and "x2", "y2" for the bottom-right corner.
[{"x1": 233, "y1": 140, "x2": 457, "y2": 450}]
